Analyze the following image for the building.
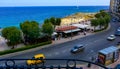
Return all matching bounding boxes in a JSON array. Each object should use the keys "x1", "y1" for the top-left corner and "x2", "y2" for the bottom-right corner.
[
  {"x1": 55, "y1": 26, "x2": 80, "y2": 38},
  {"x1": 110, "y1": 0, "x2": 120, "y2": 20}
]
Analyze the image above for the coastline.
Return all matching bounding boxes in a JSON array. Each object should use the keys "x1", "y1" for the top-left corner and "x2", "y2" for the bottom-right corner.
[
  {"x1": 0, "y1": 6, "x2": 108, "y2": 28},
  {"x1": 61, "y1": 12, "x2": 96, "y2": 25}
]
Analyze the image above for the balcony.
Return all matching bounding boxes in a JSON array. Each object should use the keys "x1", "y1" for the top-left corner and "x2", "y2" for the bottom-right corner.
[{"x1": 0, "y1": 59, "x2": 114, "y2": 69}]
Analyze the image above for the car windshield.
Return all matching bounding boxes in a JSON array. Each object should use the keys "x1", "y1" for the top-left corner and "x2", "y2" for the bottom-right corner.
[
  {"x1": 74, "y1": 45, "x2": 83, "y2": 49},
  {"x1": 110, "y1": 35, "x2": 114, "y2": 37},
  {"x1": 74, "y1": 46, "x2": 79, "y2": 49}
]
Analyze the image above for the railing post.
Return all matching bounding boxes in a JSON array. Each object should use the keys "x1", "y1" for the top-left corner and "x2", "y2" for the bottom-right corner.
[
  {"x1": 87, "y1": 62, "x2": 91, "y2": 68},
  {"x1": 50, "y1": 66, "x2": 54, "y2": 69},
  {"x1": 42, "y1": 66, "x2": 46, "y2": 69},
  {"x1": 58, "y1": 65, "x2": 61, "y2": 69}
]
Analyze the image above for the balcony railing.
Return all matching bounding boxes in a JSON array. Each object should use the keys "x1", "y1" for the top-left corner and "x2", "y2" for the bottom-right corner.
[{"x1": 0, "y1": 59, "x2": 114, "y2": 69}]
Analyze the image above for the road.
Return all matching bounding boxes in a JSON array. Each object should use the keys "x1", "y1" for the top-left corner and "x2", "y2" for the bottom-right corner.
[{"x1": 0, "y1": 22, "x2": 120, "y2": 66}]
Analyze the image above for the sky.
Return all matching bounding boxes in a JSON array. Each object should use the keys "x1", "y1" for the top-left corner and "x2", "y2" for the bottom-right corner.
[{"x1": 0, "y1": 0, "x2": 110, "y2": 7}]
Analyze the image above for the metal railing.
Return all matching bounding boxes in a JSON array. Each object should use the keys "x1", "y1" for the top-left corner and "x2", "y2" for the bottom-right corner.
[{"x1": 0, "y1": 59, "x2": 113, "y2": 69}]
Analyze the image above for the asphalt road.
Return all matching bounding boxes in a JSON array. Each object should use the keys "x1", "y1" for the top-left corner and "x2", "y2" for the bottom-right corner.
[{"x1": 0, "y1": 21, "x2": 120, "y2": 66}]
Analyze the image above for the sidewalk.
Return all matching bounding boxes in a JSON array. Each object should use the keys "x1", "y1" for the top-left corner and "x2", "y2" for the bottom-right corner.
[
  {"x1": 52, "y1": 32, "x2": 93, "y2": 45},
  {"x1": 0, "y1": 37, "x2": 10, "y2": 51}
]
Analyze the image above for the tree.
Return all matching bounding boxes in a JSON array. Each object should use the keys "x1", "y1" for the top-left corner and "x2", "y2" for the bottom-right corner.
[
  {"x1": 20, "y1": 21, "x2": 40, "y2": 43},
  {"x1": 42, "y1": 22, "x2": 54, "y2": 36},
  {"x1": 50, "y1": 17, "x2": 61, "y2": 29},
  {"x1": 91, "y1": 19, "x2": 99, "y2": 30},
  {"x1": 1, "y1": 27, "x2": 22, "y2": 49},
  {"x1": 98, "y1": 18, "x2": 106, "y2": 29},
  {"x1": 100, "y1": 10, "x2": 105, "y2": 12},
  {"x1": 44, "y1": 19, "x2": 50, "y2": 24},
  {"x1": 50, "y1": 17, "x2": 56, "y2": 28},
  {"x1": 56, "y1": 18, "x2": 61, "y2": 26},
  {"x1": 104, "y1": 15, "x2": 111, "y2": 24},
  {"x1": 100, "y1": 11, "x2": 108, "y2": 17},
  {"x1": 95, "y1": 13, "x2": 101, "y2": 18}
]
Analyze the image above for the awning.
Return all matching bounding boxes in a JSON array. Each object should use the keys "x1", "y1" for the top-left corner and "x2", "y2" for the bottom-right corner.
[
  {"x1": 63, "y1": 29, "x2": 80, "y2": 34},
  {"x1": 72, "y1": 24, "x2": 89, "y2": 29},
  {"x1": 99, "y1": 46, "x2": 118, "y2": 55}
]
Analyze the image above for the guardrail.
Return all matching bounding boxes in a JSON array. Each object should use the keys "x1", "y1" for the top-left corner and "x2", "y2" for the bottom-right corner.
[{"x1": 0, "y1": 59, "x2": 112, "y2": 69}]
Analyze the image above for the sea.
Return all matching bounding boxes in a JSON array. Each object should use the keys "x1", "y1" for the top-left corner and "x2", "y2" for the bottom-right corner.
[{"x1": 0, "y1": 6, "x2": 109, "y2": 28}]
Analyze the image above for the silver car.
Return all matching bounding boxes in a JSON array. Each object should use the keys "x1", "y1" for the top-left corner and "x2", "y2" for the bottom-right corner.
[{"x1": 107, "y1": 35, "x2": 116, "y2": 41}]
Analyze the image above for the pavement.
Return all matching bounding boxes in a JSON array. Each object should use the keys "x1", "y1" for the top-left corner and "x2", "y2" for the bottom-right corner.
[
  {"x1": 0, "y1": 36, "x2": 10, "y2": 51},
  {"x1": 52, "y1": 32, "x2": 93, "y2": 45}
]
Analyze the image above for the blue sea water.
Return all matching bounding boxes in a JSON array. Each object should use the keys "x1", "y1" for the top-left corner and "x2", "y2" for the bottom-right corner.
[{"x1": 0, "y1": 6, "x2": 109, "y2": 28}]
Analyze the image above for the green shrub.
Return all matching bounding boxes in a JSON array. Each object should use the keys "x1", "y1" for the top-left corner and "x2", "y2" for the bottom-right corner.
[{"x1": 0, "y1": 41, "x2": 52, "y2": 55}]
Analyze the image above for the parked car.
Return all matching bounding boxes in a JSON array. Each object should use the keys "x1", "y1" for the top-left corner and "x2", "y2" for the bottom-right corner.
[
  {"x1": 27, "y1": 54, "x2": 45, "y2": 65},
  {"x1": 107, "y1": 35, "x2": 116, "y2": 41},
  {"x1": 70, "y1": 45, "x2": 85, "y2": 53},
  {"x1": 115, "y1": 27, "x2": 120, "y2": 36},
  {"x1": 112, "y1": 19, "x2": 116, "y2": 22}
]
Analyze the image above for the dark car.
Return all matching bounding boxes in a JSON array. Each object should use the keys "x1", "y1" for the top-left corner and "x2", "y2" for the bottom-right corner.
[
  {"x1": 115, "y1": 28, "x2": 120, "y2": 36},
  {"x1": 112, "y1": 19, "x2": 116, "y2": 22},
  {"x1": 70, "y1": 45, "x2": 85, "y2": 53}
]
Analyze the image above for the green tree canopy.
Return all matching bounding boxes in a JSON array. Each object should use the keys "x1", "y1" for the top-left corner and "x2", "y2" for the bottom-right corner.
[
  {"x1": 104, "y1": 15, "x2": 111, "y2": 24},
  {"x1": 49, "y1": 17, "x2": 61, "y2": 28},
  {"x1": 91, "y1": 19, "x2": 99, "y2": 30},
  {"x1": 20, "y1": 21, "x2": 40, "y2": 41},
  {"x1": 42, "y1": 22, "x2": 54, "y2": 36},
  {"x1": 98, "y1": 18, "x2": 106, "y2": 28},
  {"x1": 1, "y1": 27, "x2": 22, "y2": 49},
  {"x1": 44, "y1": 19, "x2": 50, "y2": 24},
  {"x1": 56, "y1": 18, "x2": 61, "y2": 26},
  {"x1": 95, "y1": 13, "x2": 101, "y2": 18},
  {"x1": 50, "y1": 17, "x2": 56, "y2": 25},
  {"x1": 100, "y1": 11, "x2": 108, "y2": 17}
]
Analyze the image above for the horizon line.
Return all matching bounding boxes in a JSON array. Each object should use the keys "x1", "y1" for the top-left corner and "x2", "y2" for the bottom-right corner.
[{"x1": 0, "y1": 5, "x2": 109, "y2": 7}]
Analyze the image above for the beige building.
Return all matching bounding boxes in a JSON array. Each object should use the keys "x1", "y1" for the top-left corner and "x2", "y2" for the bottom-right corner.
[{"x1": 110, "y1": 0, "x2": 120, "y2": 20}]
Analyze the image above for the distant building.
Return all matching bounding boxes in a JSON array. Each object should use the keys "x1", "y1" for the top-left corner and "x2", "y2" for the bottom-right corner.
[{"x1": 110, "y1": 0, "x2": 120, "y2": 20}]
